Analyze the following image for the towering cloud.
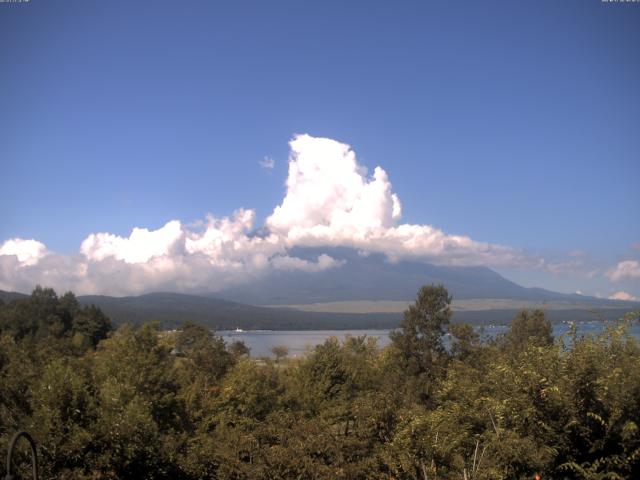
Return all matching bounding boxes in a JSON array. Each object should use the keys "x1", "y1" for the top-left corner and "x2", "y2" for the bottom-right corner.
[
  {"x1": 268, "y1": 134, "x2": 527, "y2": 267},
  {"x1": 268, "y1": 134, "x2": 402, "y2": 241},
  {"x1": 1, "y1": 134, "x2": 541, "y2": 295}
]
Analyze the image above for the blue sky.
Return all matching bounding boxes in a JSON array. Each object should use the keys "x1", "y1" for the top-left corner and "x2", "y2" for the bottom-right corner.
[{"x1": 1, "y1": 0, "x2": 639, "y2": 298}]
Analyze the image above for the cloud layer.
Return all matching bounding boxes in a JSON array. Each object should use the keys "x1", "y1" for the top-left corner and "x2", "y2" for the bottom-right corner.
[{"x1": 0, "y1": 134, "x2": 585, "y2": 296}]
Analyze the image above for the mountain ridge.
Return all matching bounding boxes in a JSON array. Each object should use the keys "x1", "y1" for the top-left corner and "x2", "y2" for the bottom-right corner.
[
  {"x1": 214, "y1": 247, "x2": 622, "y2": 306},
  {"x1": 2, "y1": 248, "x2": 637, "y2": 330},
  {"x1": 1, "y1": 288, "x2": 635, "y2": 330}
]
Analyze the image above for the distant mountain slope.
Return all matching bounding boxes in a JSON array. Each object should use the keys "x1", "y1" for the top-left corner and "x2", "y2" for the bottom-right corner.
[
  {"x1": 1, "y1": 289, "x2": 634, "y2": 329},
  {"x1": 76, "y1": 292, "x2": 401, "y2": 330},
  {"x1": 0, "y1": 290, "x2": 28, "y2": 303},
  {"x1": 1, "y1": 247, "x2": 636, "y2": 330},
  {"x1": 74, "y1": 292, "x2": 637, "y2": 328},
  {"x1": 215, "y1": 247, "x2": 619, "y2": 306}
]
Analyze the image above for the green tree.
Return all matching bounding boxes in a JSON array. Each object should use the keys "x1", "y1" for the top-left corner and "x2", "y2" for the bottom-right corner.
[
  {"x1": 449, "y1": 322, "x2": 481, "y2": 362},
  {"x1": 72, "y1": 304, "x2": 112, "y2": 348},
  {"x1": 228, "y1": 340, "x2": 250, "y2": 359},
  {"x1": 389, "y1": 284, "x2": 452, "y2": 403},
  {"x1": 176, "y1": 321, "x2": 233, "y2": 380},
  {"x1": 501, "y1": 308, "x2": 553, "y2": 354},
  {"x1": 90, "y1": 323, "x2": 184, "y2": 478},
  {"x1": 0, "y1": 287, "x2": 112, "y2": 350},
  {"x1": 29, "y1": 357, "x2": 96, "y2": 478},
  {"x1": 271, "y1": 345, "x2": 289, "y2": 364},
  {"x1": 173, "y1": 321, "x2": 235, "y2": 434}
]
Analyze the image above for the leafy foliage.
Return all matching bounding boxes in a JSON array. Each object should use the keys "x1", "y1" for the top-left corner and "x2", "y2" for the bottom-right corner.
[{"x1": 0, "y1": 286, "x2": 639, "y2": 479}]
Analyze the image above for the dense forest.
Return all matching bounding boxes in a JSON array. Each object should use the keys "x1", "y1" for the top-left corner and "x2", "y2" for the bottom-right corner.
[{"x1": 0, "y1": 286, "x2": 639, "y2": 479}]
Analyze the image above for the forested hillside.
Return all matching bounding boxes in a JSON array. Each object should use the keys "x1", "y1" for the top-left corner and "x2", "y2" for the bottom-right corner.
[
  {"x1": 76, "y1": 292, "x2": 403, "y2": 330},
  {"x1": 0, "y1": 286, "x2": 639, "y2": 479},
  {"x1": 3, "y1": 288, "x2": 633, "y2": 331}
]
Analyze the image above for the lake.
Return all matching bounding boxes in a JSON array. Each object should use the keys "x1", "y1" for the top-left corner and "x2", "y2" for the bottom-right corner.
[{"x1": 220, "y1": 321, "x2": 640, "y2": 358}]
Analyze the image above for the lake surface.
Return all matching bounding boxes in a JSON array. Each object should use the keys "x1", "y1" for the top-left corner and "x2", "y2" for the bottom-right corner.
[{"x1": 220, "y1": 322, "x2": 640, "y2": 358}]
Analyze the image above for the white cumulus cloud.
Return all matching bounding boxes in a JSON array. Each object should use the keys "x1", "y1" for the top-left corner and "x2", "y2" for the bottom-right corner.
[
  {"x1": 185, "y1": 209, "x2": 284, "y2": 270},
  {"x1": 0, "y1": 134, "x2": 549, "y2": 295},
  {"x1": 268, "y1": 134, "x2": 402, "y2": 242},
  {"x1": 267, "y1": 134, "x2": 529, "y2": 267},
  {"x1": 606, "y1": 260, "x2": 640, "y2": 282},
  {"x1": 81, "y1": 220, "x2": 184, "y2": 264},
  {"x1": 0, "y1": 238, "x2": 48, "y2": 266}
]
